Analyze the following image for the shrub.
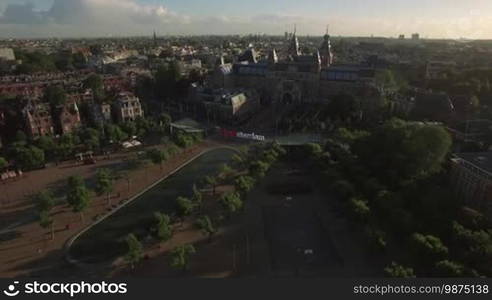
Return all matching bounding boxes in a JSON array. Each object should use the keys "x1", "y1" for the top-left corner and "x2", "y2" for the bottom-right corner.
[
  {"x1": 349, "y1": 197, "x2": 371, "y2": 223},
  {"x1": 384, "y1": 262, "x2": 415, "y2": 278}
]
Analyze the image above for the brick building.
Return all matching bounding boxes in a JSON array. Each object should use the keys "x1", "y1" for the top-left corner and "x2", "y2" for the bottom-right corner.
[
  {"x1": 58, "y1": 100, "x2": 81, "y2": 135},
  {"x1": 23, "y1": 101, "x2": 54, "y2": 138}
]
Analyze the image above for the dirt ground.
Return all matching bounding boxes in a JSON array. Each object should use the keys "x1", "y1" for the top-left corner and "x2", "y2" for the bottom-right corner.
[
  {"x1": 110, "y1": 160, "x2": 383, "y2": 278},
  {"x1": 0, "y1": 140, "x2": 384, "y2": 279},
  {"x1": 0, "y1": 140, "x2": 224, "y2": 278},
  {"x1": 111, "y1": 181, "x2": 271, "y2": 278}
]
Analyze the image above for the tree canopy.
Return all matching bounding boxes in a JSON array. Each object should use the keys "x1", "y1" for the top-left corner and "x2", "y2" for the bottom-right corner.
[
  {"x1": 169, "y1": 244, "x2": 196, "y2": 271},
  {"x1": 152, "y1": 212, "x2": 173, "y2": 243},
  {"x1": 353, "y1": 119, "x2": 452, "y2": 184},
  {"x1": 95, "y1": 168, "x2": 114, "y2": 204},
  {"x1": 125, "y1": 233, "x2": 143, "y2": 269},
  {"x1": 66, "y1": 176, "x2": 91, "y2": 220}
]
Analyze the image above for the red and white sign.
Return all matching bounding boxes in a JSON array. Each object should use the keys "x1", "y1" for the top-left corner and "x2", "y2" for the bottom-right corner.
[{"x1": 220, "y1": 128, "x2": 265, "y2": 141}]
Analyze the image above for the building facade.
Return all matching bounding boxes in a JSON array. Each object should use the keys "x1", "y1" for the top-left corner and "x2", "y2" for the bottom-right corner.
[
  {"x1": 451, "y1": 152, "x2": 492, "y2": 220},
  {"x1": 190, "y1": 87, "x2": 259, "y2": 122},
  {"x1": 210, "y1": 30, "x2": 379, "y2": 105},
  {"x1": 58, "y1": 100, "x2": 81, "y2": 135},
  {"x1": 113, "y1": 92, "x2": 144, "y2": 122},
  {"x1": 23, "y1": 101, "x2": 55, "y2": 138}
]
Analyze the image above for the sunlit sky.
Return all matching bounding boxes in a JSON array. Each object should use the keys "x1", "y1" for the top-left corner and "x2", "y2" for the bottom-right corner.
[{"x1": 1, "y1": 0, "x2": 491, "y2": 38}]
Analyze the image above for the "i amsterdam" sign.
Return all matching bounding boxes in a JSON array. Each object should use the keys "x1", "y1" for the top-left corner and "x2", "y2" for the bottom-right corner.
[{"x1": 220, "y1": 129, "x2": 266, "y2": 141}]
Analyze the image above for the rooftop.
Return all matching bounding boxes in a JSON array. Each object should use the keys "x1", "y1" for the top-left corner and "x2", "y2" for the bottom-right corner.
[{"x1": 454, "y1": 152, "x2": 492, "y2": 174}]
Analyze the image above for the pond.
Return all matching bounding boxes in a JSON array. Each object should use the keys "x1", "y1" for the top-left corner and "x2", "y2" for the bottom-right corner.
[{"x1": 68, "y1": 148, "x2": 235, "y2": 264}]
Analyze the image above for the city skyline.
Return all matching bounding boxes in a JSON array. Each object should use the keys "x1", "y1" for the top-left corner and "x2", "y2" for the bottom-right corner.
[{"x1": 0, "y1": 0, "x2": 492, "y2": 39}]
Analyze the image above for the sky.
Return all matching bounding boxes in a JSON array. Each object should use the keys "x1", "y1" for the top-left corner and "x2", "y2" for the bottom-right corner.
[{"x1": 0, "y1": 0, "x2": 491, "y2": 39}]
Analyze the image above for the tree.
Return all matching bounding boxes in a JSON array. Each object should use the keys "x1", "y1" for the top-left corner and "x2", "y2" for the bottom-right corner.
[
  {"x1": 0, "y1": 157, "x2": 7, "y2": 169},
  {"x1": 148, "y1": 149, "x2": 168, "y2": 171},
  {"x1": 169, "y1": 244, "x2": 196, "y2": 272},
  {"x1": 39, "y1": 210, "x2": 55, "y2": 241},
  {"x1": 155, "y1": 62, "x2": 182, "y2": 101},
  {"x1": 435, "y1": 260, "x2": 466, "y2": 277},
  {"x1": 249, "y1": 160, "x2": 270, "y2": 179},
  {"x1": 232, "y1": 154, "x2": 247, "y2": 170},
  {"x1": 95, "y1": 168, "x2": 114, "y2": 205},
  {"x1": 365, "y1": 227, "x2": 387, "y2": 252},
  {"x1": 124, "y1": 233, "x2": 143, "y2": 269},
  {"x1": 166, "y1": 143, "x2": 181, "y2": 156},
  {"x1": 176, "y1": 196, "x2": 194, "y2": 222},
  {"x1": 195, "y1": 215, "x2": 217, "y2": 242},
  {"x1": 83, "y1": 74, "x2": 105, "y2": 101},
  {"x1": 218, "y1": 164, "x2": 234, "y2": 182},
  {"x1": 14, "y1": 146, "x2": 45, "y2": 170},
  {"x1": 35, "y1": 190, "x2": 55, "y2": 212},
  {"x1": 174, "y1": 133, "x2": 195, "y2": 148},
  {"x1": 54, "y1": 51, "x2": 74, "y2": 71},
  {"x1": 158, "y1": 113, "x2": 172, "y2": 132},
  {"x1": 66, "y1": 176, "x2": 91, "y2": 222},
  {"x1": 349, "y1": 197, "x2": 371, "y2": 223},
  {"x1": 334, "y1": 127, "x2": 370, "y2": 146},
  {"x1": 14, "y1": 130, "x2": 27, "y2": 144},
  {"x1": 192, "y1": 184, "x2": 203, "y2": 211},
  {"x1": 73, "y1": 52, "x2": 87, "y2": 69},
  {"x1": 384, "y1": 262, "x2": 415, "y2": 278},
  {"x1": 220, "y1": 192, "x2": 243, "y2": 216},
  {"x1": 376, "y1": 69, "x2": 408, "y2": 91},
  {"x1": 15, "y1": 50, "x2": 57, "y2": 74},
  {"x1": 234, "y1": 176, "x2": 256, "y2": 195},
  {"x1": 204, "y1": 175, "x2": 218, "y2": 195},
  {"x1": 35, "y1": 190, "x2": 56, "y2": 240},
  {"x1": 55, "y1": 134, "x2": 76, "y2": 160},
  {"x1": 354, "y1": 119, "x2": 452, "y2": 185},
  {"x1": 152, "y1": 212, "x2": 173, "y2": 244},
  {"x1": 105, "y1": 124, "x2": 128, "y2": 144},
  {"x1": 410, "y1": 233, "x2": 449, "y2": 264},
  {"x1": 80, "y1": 128, "x2": 101, "y2": 152},
  {"x1": 402, "y1": 125, "x2": 452, "y2": 179},
  {"x1": 122, "y1": 121, "x2": 138, "y2": 137},
  {"x1": 67, "y1": 175, "x2": 84, "y2": 190},
  {"x1": 306, "y1": 142, "x2": 323, "y2": 155},
  {"x1": 452, "y1": 221, "x2": 492, "y2": 272},
  {"x1": 45, "y1": 85, "x2": 67, "y2": 108},
  {"x1": 118, "y1": 170, "x2": 132, "y2": 193},
  {"x1": 36, "y1": 136, "x2": 56, "y2": 160}
]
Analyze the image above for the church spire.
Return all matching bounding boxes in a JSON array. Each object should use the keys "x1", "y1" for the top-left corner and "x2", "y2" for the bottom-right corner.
[
  {"x1": 288, "y1": 24, "x2": 300, "y2": 58},
  {"x1": 268, "y1": 48, "x2": 278, "y2": 64},
  {"x1": 319, "y1": 25, "x2": 333, "y2": 67}
]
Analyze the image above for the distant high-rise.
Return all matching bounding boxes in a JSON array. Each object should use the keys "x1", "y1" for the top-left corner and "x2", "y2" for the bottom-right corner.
[
  {"x1": 411, "y1": 33, "x2": 420, "y2": 40},
  {"x1": 153, "y1": 30, "x2": 157, "y2": 47},
  {"x1": 398, "y1": 34, "x2": 405, "y2": 39}
]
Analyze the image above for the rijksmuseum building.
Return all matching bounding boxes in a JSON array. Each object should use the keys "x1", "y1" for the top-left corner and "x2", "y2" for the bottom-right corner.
[{"x1": 209, "y1": 30, "x2": 380, "y2": 105}]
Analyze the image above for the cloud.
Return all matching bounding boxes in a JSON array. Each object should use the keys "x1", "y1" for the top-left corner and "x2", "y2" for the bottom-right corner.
[
  {"x1": 0, "y1": 2, "x2": 46, "y2": 24},
  {"x1": 0, "y1": 0, "x2": 191, "y2": 37},
  {"x1": 0, "y1": 0, "x2": 491, "y2": 38}
]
